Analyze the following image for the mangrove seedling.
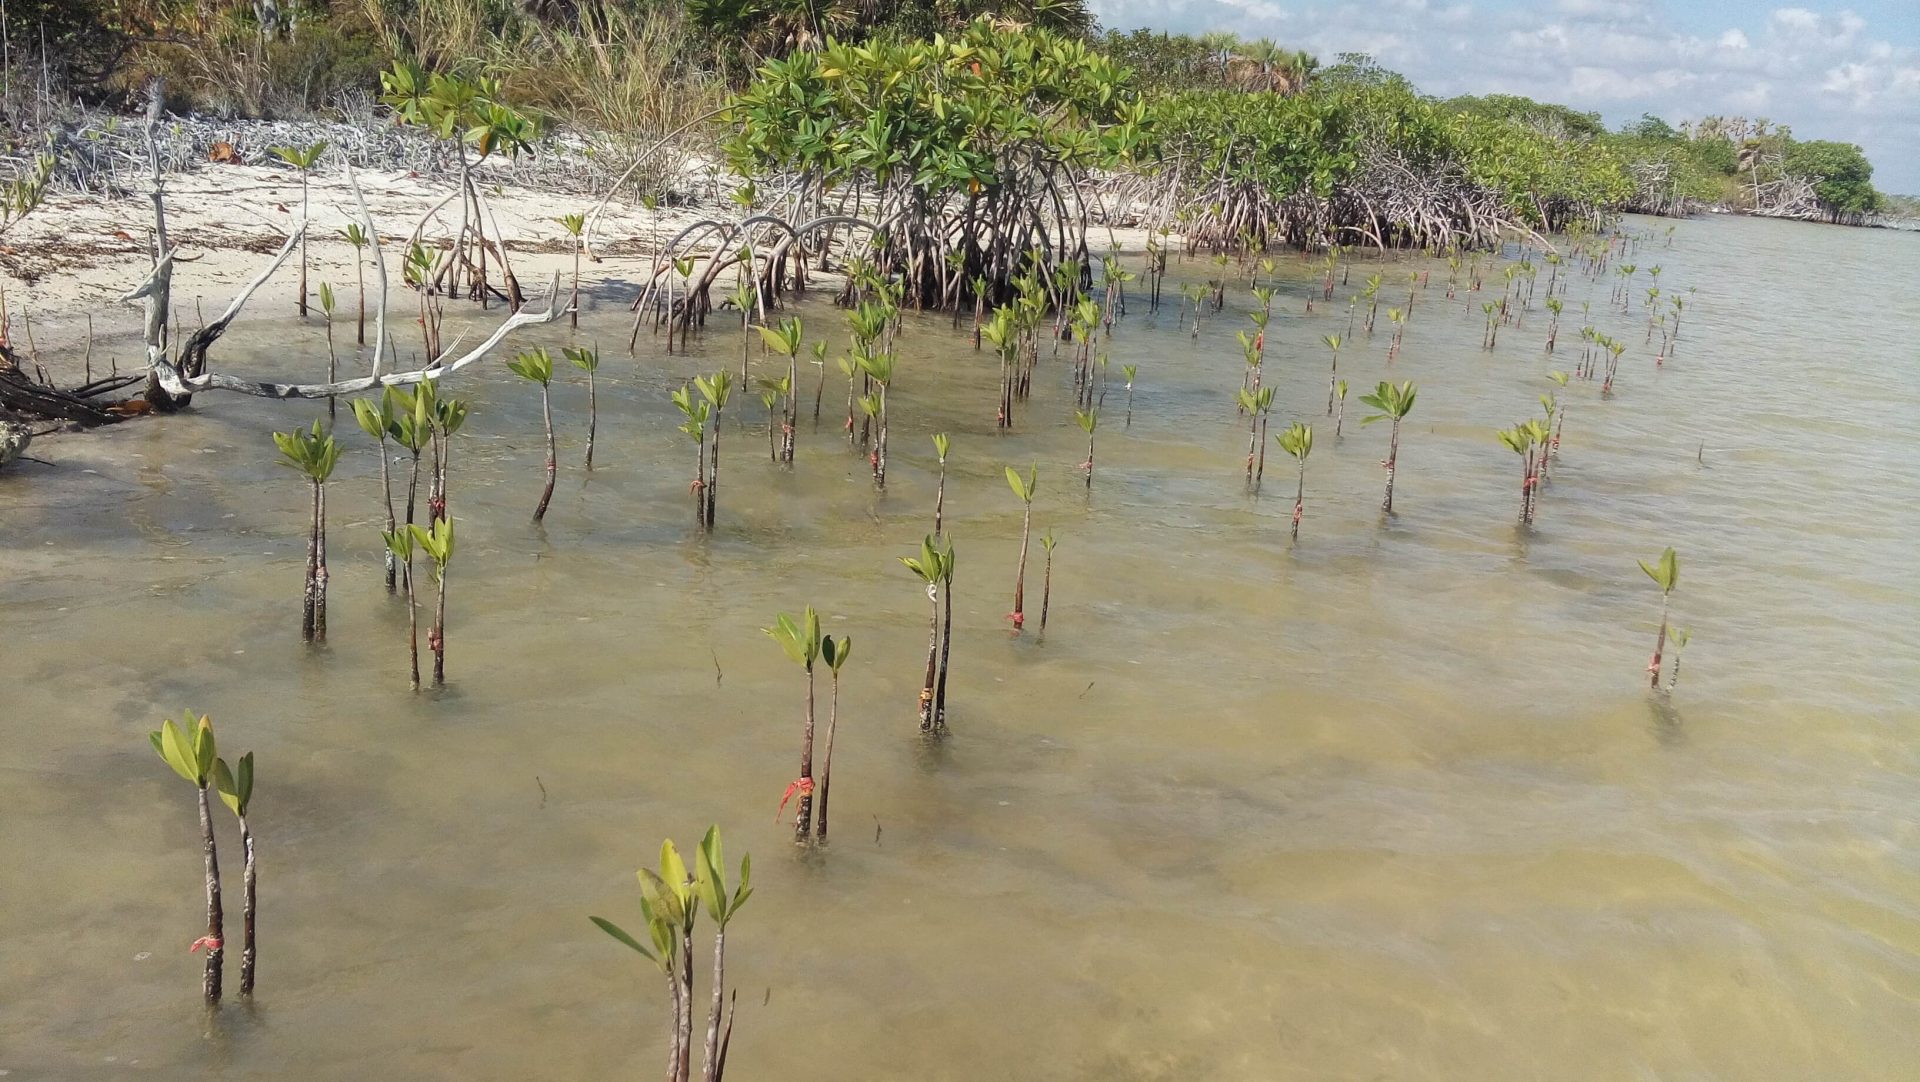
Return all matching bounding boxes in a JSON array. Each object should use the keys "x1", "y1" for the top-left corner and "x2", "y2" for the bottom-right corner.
[
  {"x1": 149, "y1": 711, "x2": 224, "y2": 1002},
  {"x1": 351, "y1": 392, "x2": 401, "y2": 593},
  {"x1": 1544, "y1": 295, "x2": 1563, "y2": 353},
  {"x1": 1497, "y1": 423, "x2": 1538, "y2": 524},
  {"x1": 766, "y1": 607, "x2": 824, "y2": 843},
  {"x1": 269, "y1": 139, "x2": 326, "y2": 318},
  {"x1": 931, "y1": 433, "x2": 951, "y2": 538},
  {"x1": 1038, "y1": 531, "x2": 1057, "y2": 634},
  {"x1": 1639, "y1": 547, "x2": 1679, "y2": 690},
  {"x1": 210, "y1": 751, "x2": 257, "y2": 997},
  {"x1": 934, "y1": 543, "x2": 956, "y2": 729},
  {"x1": 856, "y1": 350, "x2": 895, "y2": 486},
  {"x1": 1386, "y1": 307, "x2": 1406, "y2": 360},
  {"x1": 1546, "y1": 371, "x2": 1568, "y2": 459},
  {"x1": 410, "y1": 516, "x2": 455, "y2": 686},
  {"x1": 1006, "y1": 463, "x2": 1038, "y2": 632},
  {"x1": 1278, "y1": 422, "x2": 1312, "y2": 541},
  {"x1": 340, "y1": 222, "x2": 369, "y2": 344},
  {"x1": 591, "y1": 827, "x2": 751, "y2": 1082},
  {"x1": 565, "y1": 345, "x2": 600, "y2": 469},
  {"x1": 805, "y1": 340, "x2": 828, "y2": 424},
  {"x1": 1236, "y1": 386, "x2": 1275, "y2": 486},
  {"x1": 1075, "y1": 407, "x2": 1098, "y2": 489},
  {"x1": 755, "y1": 317, "x2": 803, "y2": 462},
  {"x1": 426, "y1": 390, "x2": 469, "y2": 525},
  {"x1": 318, "y1": 282, "x2": 339, "y2": 424},
  {"x1": 273, "y1": 421, "x2": 342, "y2": 643},
  {"x1": 758, "y1": 383, "x2": 782, "y2": 461},
  {"x1": 672, "y1": 385, "x2": 712, "y2": 529},
  {"x1": 816, "y1": 636, "x2": 852, "y2": 843},
  {"x1": 1122, "y1": 364, "x2": 1138, "y2": 427},
  {"x1": 1359, "y1": 381, "x2": 1417, "y2": 514},
  {"x1": 557, "y1": 211, "x2": 585, "y2": 329},
  {"x1": 507, "y1": 347, "x2": 558, "y2": 523},
  {"x1": 901, "y1": 536, "x2": 953, "y2": 732},
  {"x1": 381, "y1": 525, "x2": 422, "y2": 689},
  {"x1": 696, "y1": 372, "x2": 733, "y2": 528},
  {"x1": 1334, "y1": 378, "x2": 1349, "y2": 437},
  {"x1": 1321, "y1": 333, "x2": 1342, "y2": 416},
  {"x1": 1665, "y1": 627, "x2": 1692, "y2": 692}
]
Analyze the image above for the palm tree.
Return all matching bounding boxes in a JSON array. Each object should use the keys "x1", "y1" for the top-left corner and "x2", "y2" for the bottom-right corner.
[
  {"x1": 901, "y1": 536, "x2": 949, "y2": 732},
  {"x1": 149, "y1": 711, "x2": 224, "y2": 1002},
  {"x1": 1277, "y1": 422, "x2": 1312, "y2": 541},
  {"x1": 1639, "y1": 547, "x2": 1679, "y2": 689},
  {"x1": 269, "y1": 140, "x2": 326, "y2": 318},
  {"x1": 1006, "y1": 463, "x2": 1038, "y2": 632},
  {"x1": 273, "y1": 421, "x2": 342, "y2": 643},
  {"x1": 1234, "y1": 37, "x2": 1286, "y2": 91},
  {"x1": 1199, "y1": 30, "x2": 1240, "y2": 84},
  {"x1": 506, "y1": 347, "x2": 558, "y2": 523},
  {"x1": 816, "y1": 636, "x2": 852, "y2": 843},
  {"x1": 557, "y1": 211, "x2": 586, "y2": 329},
  {"x1": 340, "y1": 222, "x2": 369, "y2": 344},
  {"x1": 766, "y1": 607, "x2": 823, "y2": 844},
  {"x1": 565, "y1": 346, "x2": 600, "y2": 469},
  {"x1": 1359, "y1": 380, "x2": 1417, "y2": 514},
  {"x1": 351, "y1": 391, "x2": 401, "y2": 593},
  {"x1": 410, "y1": 516, "x2": 455, "y2": 686},
  {"x1": 210, "y1": 751, "x2": 257, "y2": 996}
]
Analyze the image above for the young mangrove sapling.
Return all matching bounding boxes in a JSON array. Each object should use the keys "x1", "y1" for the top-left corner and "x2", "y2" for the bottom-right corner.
[
  {"x1": 565, "y1": 345, "x2": 600, "y2": 469},
  {"x1": 1006, "y1": 463, "x2": 1038, "y2": 632},
  {"x1": 210, "y1": 751, "x2": 257, "y2": 996},
  {"x1": 506, "y1": 347, "x2": 558, "y2": 523},
  {"x1": 1278, "y1": 422, "x2": 1312, "y2": 541},
  {"x1": 1639, "y1": 547, "x2": 1679, "y2": 690},
  {"x1": 272, "y1": 421, "x2": 342, "y2": 643},
  {"x1": 816, "y1": 636, "x2": 852, "y2": 843},
  {"x1": 410, "y1": 516, "x2": 455, "y2": 686},
  {"x1": 1358, "y1": 380, "x2": 1417, "y2": 514},
  {"x1": 149, "y1": 711, "x2": 224, "y2": 1002},
  {"x1": 766, "y1": 607, "x2": 823, "y2": 843}
]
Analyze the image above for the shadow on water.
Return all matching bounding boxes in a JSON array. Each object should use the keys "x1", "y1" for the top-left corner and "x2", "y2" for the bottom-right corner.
[{"x1": 1645, "y1": 692, "x2": 1686, "y2": 746}]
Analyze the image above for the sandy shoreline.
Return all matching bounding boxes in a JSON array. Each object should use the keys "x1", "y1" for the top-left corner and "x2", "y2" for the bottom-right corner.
[
  {"x1": 3, "y1": 163, "x2": 722, "y2": 365},
  {"x1": 3, "y1": 162, "x2": 1162, "y2": 399}
]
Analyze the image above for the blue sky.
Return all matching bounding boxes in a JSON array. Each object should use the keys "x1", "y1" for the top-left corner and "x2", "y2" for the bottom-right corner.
[{"x1": 1089, "y1": 0, "x2": 1920, "y2": 192}]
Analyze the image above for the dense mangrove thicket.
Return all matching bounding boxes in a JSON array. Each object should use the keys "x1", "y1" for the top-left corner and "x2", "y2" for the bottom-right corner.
[
  {"x1": 721, "y1": 24, "x2": 1146, "y2": 308},
  {"x1": 1144, "y1": 65, "x2": 1634, "y2": 253}
]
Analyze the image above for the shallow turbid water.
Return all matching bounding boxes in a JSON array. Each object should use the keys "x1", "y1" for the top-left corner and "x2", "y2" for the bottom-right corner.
[{"x1": 4, "y1": 214, "x2": 1919, "y2": 1079}]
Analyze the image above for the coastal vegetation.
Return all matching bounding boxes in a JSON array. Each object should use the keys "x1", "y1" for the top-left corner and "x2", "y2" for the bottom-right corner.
[{"x1": 5, "y1": 2, "x2": 1861, "y2": 1074}]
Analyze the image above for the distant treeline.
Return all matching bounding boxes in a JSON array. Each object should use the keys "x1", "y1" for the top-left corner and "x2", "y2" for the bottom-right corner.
[{"x1": 2, "y1": 1, "x2": 1885, "y2": 226}]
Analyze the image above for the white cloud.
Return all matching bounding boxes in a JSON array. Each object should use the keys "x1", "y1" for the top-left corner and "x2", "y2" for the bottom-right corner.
[{"x1": 1089, "y1": 0, "x2": 1920, "y2": 192}]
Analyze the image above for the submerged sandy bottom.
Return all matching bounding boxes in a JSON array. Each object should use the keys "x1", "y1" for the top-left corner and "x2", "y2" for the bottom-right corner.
[{"x1": 4, "y1": 214, "x2": 1919, "y2": 1079}]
